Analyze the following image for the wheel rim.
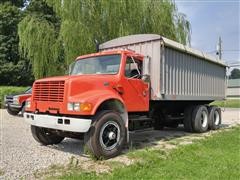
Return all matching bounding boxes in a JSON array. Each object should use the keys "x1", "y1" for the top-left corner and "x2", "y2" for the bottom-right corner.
[
  {"x1": 201, "y1": 111, "x2": 208, "y2": 128},
  {"x1": 99, "y1": 121, "x2": 120, "y2": 151},
  {"x1": 214, "y1": 110, "x2": 220, "y2": 125}
]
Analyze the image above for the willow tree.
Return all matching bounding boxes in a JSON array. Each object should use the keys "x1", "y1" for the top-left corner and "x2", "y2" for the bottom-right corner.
[
  {"x1": 18, "y1": 0, "x2": 63, "y2": 79},
  {"x1": 46, "y1": 0, "x2": 191, "y2": 65},
  {"x1": 19, "y1": 0, "x2": 191, "y2": 79}
]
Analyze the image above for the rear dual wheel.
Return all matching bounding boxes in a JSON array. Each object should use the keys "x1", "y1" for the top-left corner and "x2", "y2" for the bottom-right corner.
[
  {"x1": 183, "y1": 106, "x2": 195, "y2": 132},
  {"x1": 192, "y1": 105, "x2": 209, "y2": 133},
  {"x1": 208, "y1": 106, "x2": 221, "y2": 130},
  {"x1": 184, "y1": 105, "x2": 221, "y2": 133}
]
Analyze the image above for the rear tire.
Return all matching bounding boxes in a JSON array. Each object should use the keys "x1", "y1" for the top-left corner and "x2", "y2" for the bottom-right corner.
[
  {"x1": 31, "y1": 125, "x2": 64, "y2": 145},
  {"x1": 183, "y1": 106, "x2": 195, "y2": 132},
  {"x1": 192, "y1": 105, "x2": 209, "y2": 133},
  {"x1": 208, "y1": 106, "x2": 221, "y2": 130},
  {"x1": 84, "y1": 111, "x2": 126, "y2": 159}
]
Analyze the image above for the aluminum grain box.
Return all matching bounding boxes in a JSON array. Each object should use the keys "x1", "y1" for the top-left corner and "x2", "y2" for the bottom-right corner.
[{"x1": 100, "y1": 34, "x2": 227, "y2": 101}]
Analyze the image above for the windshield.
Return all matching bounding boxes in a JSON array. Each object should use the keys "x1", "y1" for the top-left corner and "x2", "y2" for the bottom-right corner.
[{"x1": 71, "y1": 54, "x2": 121, "y2": 75}]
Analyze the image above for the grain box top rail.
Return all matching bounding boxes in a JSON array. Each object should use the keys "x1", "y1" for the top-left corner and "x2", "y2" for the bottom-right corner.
[{"x1": 99, "y1": 34, "x2": 227, "y2": 67}]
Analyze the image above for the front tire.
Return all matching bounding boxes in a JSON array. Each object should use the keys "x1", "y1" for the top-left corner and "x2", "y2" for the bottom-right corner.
[
  {"x1": 7, "y1": 107, "x2": 20, "y2": 116},
  {"x1": 31, "y1": 125, "x2": 64, "y2": 145},
  {"x1": 84, "y1": 111, "x2": 126, "y2": 159}
]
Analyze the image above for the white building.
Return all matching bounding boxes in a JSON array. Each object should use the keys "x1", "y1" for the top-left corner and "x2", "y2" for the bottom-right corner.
[{"x1": 227, "y1": 79, "x2": 240, "y2": 99}]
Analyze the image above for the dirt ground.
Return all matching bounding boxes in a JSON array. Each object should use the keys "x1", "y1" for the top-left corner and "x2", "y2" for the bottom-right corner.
[{"x1": 0, "y1": 108, "x2": 239, "y2": 179}]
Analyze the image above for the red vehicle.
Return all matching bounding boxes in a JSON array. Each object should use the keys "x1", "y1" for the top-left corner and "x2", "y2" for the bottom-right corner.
[
  {"x1": 24, "y1": 34, "x2": 226, "y2": 159},
  {"x1": 4, "y1": 87, "x2": 32, "y2": 116}
]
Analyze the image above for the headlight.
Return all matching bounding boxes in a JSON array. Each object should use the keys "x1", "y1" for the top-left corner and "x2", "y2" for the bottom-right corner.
[
  {"x1": 67, "y1": 102, "x2": 92, "y2": 112},
  {"x1": 67, "y1": 102, "x2": 80, "y2": 111},
  {"x1": 26, "y1": 100, "x2": 31, "y2": 108},
  {"x1": 73, "y1": 103, "x2": 80, "y2": 111},
  {"x1": 13, "y1": 96, "x2": 19, "y2": 104}
]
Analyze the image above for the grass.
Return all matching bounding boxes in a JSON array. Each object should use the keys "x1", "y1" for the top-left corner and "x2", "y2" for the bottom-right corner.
[
  {"x1": 54, "y1": 126, "x2": 240, "y2": 180},
  {"x1": 211, "y1": 99, "x2": 240, "y2": 108},
  {"x1": 0, "y1": 86, "x2": 28, "y2": 108}
]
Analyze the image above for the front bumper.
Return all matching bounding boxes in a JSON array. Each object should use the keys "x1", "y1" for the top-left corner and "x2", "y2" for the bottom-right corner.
[
  {"x1": 8, "y1": 104, "x2": 21, "y2": 108},
  {"x1": 24, "y1": 112, "x2": 92, "y2": 133}
]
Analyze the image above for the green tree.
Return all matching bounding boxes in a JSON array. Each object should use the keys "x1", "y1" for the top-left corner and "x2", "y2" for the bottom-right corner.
[
  {"x1": 0, "y1": 2, "x2": 20, "y2": 64},
  {"x1": 19, "y1": 0, "x2": 191, "y2": 79},
  {"x1": 229, "y1": 68, "x2": 240, "y2": 79},
  {"x1": 0, "y1": 1, "x2": 33, "y2": 85},
  {"x1": 1, "y1": 0, "x2": 26, "y2": 7},
  {"x1": 18, "y1": 0, "x2": 64, "y2": 79}
]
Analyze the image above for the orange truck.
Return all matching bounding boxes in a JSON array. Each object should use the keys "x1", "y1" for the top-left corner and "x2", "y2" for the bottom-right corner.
[{"x1": 24, "y1": 34, "x2": 227, "y2": 158}]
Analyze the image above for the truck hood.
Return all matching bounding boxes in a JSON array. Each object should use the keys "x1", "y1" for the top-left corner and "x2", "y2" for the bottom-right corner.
[
  {"x1": 35, "y1": 74, "x2": 120, "y2": 97},
  {"x1": 35, "y1": 75, "x2": 71, "y2": 82},
  {"x1": 67, "y1": 75, "x2": 119, "y2": 97},
  {"x1": 35, "y1": 74, "x2": 118, "y2": 82}
]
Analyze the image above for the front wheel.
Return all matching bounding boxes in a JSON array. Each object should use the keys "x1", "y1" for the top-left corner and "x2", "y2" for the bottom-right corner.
[
  {"x1": 84, "y1": 111, "x2": 126, "y2": 159},
  {"x1": 31, "y1": 125, "x2": 64, "y2": 145},
  {"x1": 7, "y1": 107, "x2": 20, "y2": 116}
]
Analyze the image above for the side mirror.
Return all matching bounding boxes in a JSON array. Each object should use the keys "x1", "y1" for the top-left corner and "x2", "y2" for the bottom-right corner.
[{"x1": 142, "y1": 56, "x2": 151, "y2": 82}]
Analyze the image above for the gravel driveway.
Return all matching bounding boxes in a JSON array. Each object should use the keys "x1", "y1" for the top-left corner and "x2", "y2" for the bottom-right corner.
[{"x1": 0, "y1": 108, "x2": 239, "y2": 179}]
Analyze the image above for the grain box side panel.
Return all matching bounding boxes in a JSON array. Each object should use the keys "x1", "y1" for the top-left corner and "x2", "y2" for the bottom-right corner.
[{"x1": 161, "y1": 47, "x2": 226, "y2": 100}]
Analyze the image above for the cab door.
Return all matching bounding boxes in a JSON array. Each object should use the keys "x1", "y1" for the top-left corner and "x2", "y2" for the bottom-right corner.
[{"x1": 120, "y1": 56, "x2": 149, "y2": 112}]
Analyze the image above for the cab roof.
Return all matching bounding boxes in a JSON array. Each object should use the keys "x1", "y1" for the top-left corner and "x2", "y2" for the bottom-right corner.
[{"x1": 75, "y1": 49, "x2": 143, "y2": 60}]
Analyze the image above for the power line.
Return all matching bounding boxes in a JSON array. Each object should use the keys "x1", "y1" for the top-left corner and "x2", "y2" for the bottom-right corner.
[
  {"x1": 207, "y1": 49, "x2": 240, "y2": 53},
  {"x1": 223, "y1": 50, "x2": 240, "y2": 52}
]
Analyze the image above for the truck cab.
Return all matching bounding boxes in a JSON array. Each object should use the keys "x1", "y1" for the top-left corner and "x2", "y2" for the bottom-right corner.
[{"x1": 24, "y1": 50, "x2": 150, "y2": 158}]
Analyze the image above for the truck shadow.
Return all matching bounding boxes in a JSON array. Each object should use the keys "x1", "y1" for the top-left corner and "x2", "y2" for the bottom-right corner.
[
  {"x1": 127, "y1": 126, "x2": 190, "y2": 150},
  {"x1": 46, "y1": 124, "x2": 230, "y2": 157}
]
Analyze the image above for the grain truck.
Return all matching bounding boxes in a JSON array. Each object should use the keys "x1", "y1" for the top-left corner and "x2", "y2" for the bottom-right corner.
[{"x1": 24, "y1": 34, "x2": 227, "y2": 158}]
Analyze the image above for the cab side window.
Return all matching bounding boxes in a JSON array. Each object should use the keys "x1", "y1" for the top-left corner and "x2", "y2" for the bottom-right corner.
[{"x1": 125, "y1": 57, "x2": 142, "y2": 79}]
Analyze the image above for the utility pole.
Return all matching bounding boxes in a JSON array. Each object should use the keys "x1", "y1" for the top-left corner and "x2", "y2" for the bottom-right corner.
[{"x1": 216, "y1": 36, "x2": 222, "y2": 60}]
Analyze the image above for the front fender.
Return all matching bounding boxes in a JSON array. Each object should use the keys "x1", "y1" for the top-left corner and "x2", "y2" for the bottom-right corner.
[{"x1": 68, "y1": 90, "x2": 125, "y2": 115}]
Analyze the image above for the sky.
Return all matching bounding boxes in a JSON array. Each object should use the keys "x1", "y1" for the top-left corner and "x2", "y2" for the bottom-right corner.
[{"x1": 175, "y1": 0, "x2": 240, "y2": 68}]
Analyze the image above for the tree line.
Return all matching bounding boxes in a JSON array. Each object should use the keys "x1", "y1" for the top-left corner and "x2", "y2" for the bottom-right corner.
[{"x1": 1, "y1": 0, "x2": 192, "y2": 86}]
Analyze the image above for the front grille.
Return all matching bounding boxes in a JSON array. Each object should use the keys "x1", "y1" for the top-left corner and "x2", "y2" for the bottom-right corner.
[
  {"x1": 5, "y1": 96, "x2": 13, "y2": 103},
  {"x1": 33, "y1": 81, "x2": 65, "y2": 102}
]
